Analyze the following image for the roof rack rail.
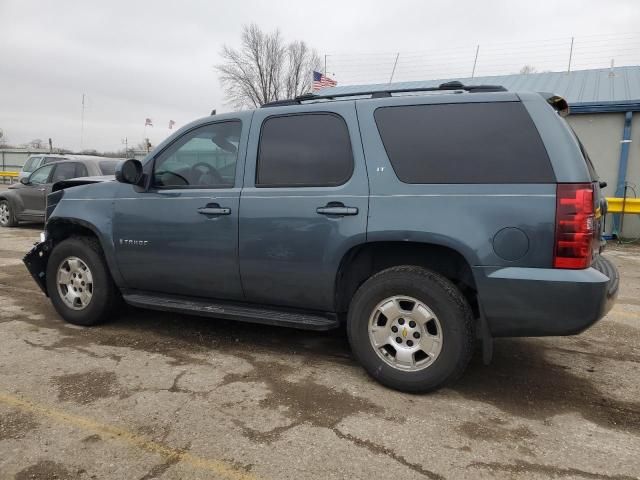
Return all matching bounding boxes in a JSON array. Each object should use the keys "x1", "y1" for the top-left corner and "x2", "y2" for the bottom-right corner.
[{"x1": 261, "y1": 81, "x2": 507, "y2": 107}]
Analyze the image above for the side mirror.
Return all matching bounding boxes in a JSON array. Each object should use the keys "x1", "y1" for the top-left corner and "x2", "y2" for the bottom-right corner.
[
  {"x1": 116, "y1": 159, "x2": 143, "y2": 185},
  {"x1": 20, "y1": 177, "x2": 30, "y2": 185}
]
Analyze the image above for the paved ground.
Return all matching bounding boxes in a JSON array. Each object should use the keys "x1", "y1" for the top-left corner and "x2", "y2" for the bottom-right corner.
[{"x1": 0, "y1": 222, "x2": 639, "y2": 480}]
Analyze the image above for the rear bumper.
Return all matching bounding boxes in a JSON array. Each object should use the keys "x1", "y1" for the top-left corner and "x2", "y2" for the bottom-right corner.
[{"x1": 475, "y1": 255, "x2": 619, "y2": 337}]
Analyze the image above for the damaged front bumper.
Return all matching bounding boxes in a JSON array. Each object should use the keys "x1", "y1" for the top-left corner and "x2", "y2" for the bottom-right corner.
[{"x1": 23, "y1": 239, "x2": 52, "y2": 296}]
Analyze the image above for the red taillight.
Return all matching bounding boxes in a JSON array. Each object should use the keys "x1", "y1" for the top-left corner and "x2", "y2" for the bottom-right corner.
[{"x1": 554, "y1": 183, "x2": 595, "y2": 269}]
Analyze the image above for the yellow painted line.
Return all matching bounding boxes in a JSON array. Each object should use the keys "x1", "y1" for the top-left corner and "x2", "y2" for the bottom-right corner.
[
  {"x1": 0, "y1": 392, "x2": 257, "y2": 480},
  {"x1": 606, "y1": 197, "x2": 640, "y2": 214}
]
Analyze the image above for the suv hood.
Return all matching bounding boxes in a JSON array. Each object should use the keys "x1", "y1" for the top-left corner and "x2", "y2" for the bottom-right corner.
[{"x1": 52, "y1": 175, "x2": 114, "y2": 192}]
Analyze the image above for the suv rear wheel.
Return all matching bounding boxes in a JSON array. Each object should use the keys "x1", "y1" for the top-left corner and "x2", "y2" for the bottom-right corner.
[
  {"x1": 347, "y1": 266, "x2": 475, "y2": 392},
  {"x1": 46, "y1": 236, "x2": 121, "y2": 326}
]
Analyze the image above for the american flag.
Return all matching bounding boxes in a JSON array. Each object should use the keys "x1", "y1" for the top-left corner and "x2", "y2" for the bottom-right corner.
[
  {"x1": 312, "y1": 71, "x2": 337, "y2": 91},
  {"x1": 144, "y1": 118, "x2": 153, "y2": 127}
]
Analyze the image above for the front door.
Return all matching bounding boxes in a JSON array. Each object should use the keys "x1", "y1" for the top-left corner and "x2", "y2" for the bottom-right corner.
[
  {"x1": 239, "y1": 102, "x2": 369, "y2": 311},
  {"x1": 113, "y1": 118, "x2": 248, "y2": 300},
  {"x1": 21, "y1": 164, "x2": 54, "y2": 216}
]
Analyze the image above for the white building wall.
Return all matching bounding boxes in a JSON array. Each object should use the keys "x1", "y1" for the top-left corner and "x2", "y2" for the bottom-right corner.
[{"x1": 567, "y1": 113, "x2": 640, "y2": 238}]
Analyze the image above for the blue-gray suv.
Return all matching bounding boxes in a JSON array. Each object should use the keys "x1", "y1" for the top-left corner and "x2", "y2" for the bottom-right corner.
[{"x1": 24, "y1": 82, "x2": 619, "y2": 392}]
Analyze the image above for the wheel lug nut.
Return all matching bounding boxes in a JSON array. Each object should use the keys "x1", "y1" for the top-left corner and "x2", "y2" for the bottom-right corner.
[
  {"x1": 413, "y1": 332, "x2": 420, "y2": 339},
  {"x1": 391, "y1": 326, "x2": 398, "y2": 333},
  {"x1": 395, "y1": 337, "x2": 402, "y2": 343},
  {"x1": 398, "y1": 318, "x2": 405, "y2": 325},
  {"x1": 409, "y1": 320, "x2": 416, "y2": 328},
  {"x1": 407, "y1": 340, "x2": 414, "y2": 347}
]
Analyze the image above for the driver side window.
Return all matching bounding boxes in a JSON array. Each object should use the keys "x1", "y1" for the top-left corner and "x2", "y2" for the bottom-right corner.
[{"x1": 152, "y1": 121, "x2": 241, "y2": 189}]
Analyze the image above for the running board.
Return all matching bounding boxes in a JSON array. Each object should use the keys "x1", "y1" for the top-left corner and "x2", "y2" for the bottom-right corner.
[{"x1": 123, "y1": 292, "x2": 340, "y2": 331}]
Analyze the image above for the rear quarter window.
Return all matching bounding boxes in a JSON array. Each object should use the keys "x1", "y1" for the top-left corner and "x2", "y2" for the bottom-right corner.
[
  {"x1": 374, "y1": 102, "x2": 555, "y2": 183},
  {"x1": 99, "y1": 161, "x2": 118, "y2": 175}
]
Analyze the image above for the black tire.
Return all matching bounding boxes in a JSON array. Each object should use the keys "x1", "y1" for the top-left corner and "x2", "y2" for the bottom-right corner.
[
  {"x1": 347, "y1": 265, "x2": 475, "y2": 393},
  {"x1": 46, "y1": 236, "x2": 122, "y2": 326},
  {"x1": 0, "y1": 199, "x2": 18, "y2": 227}
]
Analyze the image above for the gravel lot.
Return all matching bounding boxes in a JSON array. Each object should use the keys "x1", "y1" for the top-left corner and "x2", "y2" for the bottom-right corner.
[{"x1": 1, "y1": 216, "x2": 639, "y2": 479}]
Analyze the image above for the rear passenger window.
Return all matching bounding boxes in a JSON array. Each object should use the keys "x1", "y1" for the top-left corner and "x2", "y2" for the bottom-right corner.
[
  {"x1": 98, "y1": 161, "x2": 117, "y2": 175},
  {"x1": 374, "y1": 102, "x2": 555, "y2": 184},
  {"x1": 51, "y1": 163, "x2": 78, "y2": 183},
  {"x1": 257, "y1": 113, "x2": 354, "y2": 187},
  {"x1": 75, "y1": 163, "x2": 88, "y2": 177}
]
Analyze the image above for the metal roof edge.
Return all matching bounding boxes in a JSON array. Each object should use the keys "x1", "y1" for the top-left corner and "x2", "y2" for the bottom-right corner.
[{"x1": 569, "y1": 100, "x2": 640, "y2": 114}]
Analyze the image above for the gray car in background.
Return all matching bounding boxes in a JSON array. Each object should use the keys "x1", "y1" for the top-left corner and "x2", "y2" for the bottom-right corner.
[{"x1": 1, "y1": 157, "x2": 120, "y2": 226}]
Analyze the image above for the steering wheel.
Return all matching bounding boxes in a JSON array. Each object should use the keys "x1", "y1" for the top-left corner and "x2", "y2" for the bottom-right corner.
[
  {"x1": 192, "y1": 162, "x2": 224, "y2": 185},
  {"x1": 154, "y1": 170, "x2": 189, "y2": 186}
]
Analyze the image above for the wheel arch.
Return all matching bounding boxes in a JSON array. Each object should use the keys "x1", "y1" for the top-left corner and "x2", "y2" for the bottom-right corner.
[
  {"x1": 0, "y1": 192, "x2": 24, "y2": 214},
  {"x1": 45, "y1": 217, "x2": 123, "y2": 287},
  {"x1": 334, "y1": 241, "x2": 478, "y2": 316}
]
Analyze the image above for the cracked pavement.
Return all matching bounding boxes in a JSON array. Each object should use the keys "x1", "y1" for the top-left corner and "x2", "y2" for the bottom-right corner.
[{"x1": 0, "y1": 221, "x2": 639, "y2": 479}]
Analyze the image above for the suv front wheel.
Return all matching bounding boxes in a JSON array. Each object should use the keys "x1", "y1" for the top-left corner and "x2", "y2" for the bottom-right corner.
[
  {"x1": 347, "y1": 266, "x2": 475, "y2": 393},
  {"x1": 0, "y1": 200, "x2": 17, "y2": 227},
  {"x1": 46, "y1": 236, "x2": 121, "y2": 326}
]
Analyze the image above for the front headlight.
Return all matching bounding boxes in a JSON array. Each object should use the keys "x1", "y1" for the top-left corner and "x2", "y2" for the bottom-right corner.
[{"x1": 40, "y1": 231, "x2": 47, "y2": 243}]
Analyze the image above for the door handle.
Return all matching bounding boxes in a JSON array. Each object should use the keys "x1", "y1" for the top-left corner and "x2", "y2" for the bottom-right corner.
[
  {"x1": 316, "y1": 202, "x2": 358, "y2": 216},
  {"x1": 198, "y1": 203, "x2": 231, "y2": 216},
  {"x1": 38, "y1": 188, "x2": 46, "y2": 191}
]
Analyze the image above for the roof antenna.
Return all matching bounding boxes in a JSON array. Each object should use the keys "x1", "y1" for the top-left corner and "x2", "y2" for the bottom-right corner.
[{"x1": 210, "y1": 109, "x2": 216, "y2": 115}]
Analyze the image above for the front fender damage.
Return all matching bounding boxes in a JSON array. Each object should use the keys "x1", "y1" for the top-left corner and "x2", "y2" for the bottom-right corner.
[{"x1": 23, "y1": 240, "x2": 52, "y2": 296}]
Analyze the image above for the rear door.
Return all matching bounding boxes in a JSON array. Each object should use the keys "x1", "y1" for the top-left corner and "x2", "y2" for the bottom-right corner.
[{"x1": 239, "y1": 102, "x2": 369, "y2": 311}]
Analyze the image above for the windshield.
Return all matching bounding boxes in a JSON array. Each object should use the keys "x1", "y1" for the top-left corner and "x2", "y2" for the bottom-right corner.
[{"x1": 22, "y1": 157, "x2": 40, "y2": 172}]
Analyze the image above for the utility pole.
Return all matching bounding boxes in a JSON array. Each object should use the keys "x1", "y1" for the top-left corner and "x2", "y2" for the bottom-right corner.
[
  {"x1": 80, "y1": 93, "x2": 86, "y2": 151},
  {"x1": 567, "y1": 37, "x2": 574, "y2": 73},
  {"x1": 471, "y1": 45, "x2": 480, "y2": 78},
  {"x1": 388, "y1": 53, "x2": 400, "y2": 84},
  {"x1": 324, "y1": 54, "x2": 327, "y2": 76}
]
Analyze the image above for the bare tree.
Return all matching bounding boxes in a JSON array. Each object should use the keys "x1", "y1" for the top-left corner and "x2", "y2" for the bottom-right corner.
[
  {"x1": 28, "y1": 138, "x2": 44, "y2": 149},
  {"x1": 519, "y1": 65, "x2": 537, "y2": 75},
  {"x1": 216, "y1": 24, "x2": 321, "y2": 108},
  {"x1": 284, "y1": 40, "x2": 321, "y2": 99}
]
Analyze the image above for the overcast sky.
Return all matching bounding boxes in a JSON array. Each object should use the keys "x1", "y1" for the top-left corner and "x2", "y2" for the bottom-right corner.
[{"x1": 1, "y1": 0, "x2": 639, "y2": 152}]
